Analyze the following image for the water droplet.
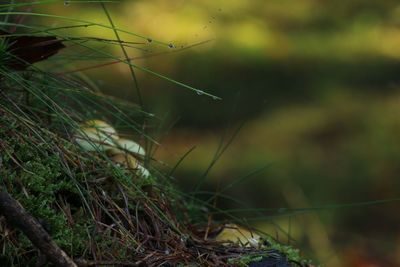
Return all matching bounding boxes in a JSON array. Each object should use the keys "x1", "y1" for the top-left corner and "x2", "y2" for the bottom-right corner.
[
  {"x1": 168, "y1": 43, "x2": 175, "y2": 49},
  {"x1": 196, "y1": 90, "x2": 204, "y2": 95},
  {"x1": 212, "y1": 96, "x2": 218, "y2": 100},
  {"x1": 64, "y1": 0, "x2": 70, "y2": 6},
  {"x1": 147, "y1": 38, "x2": 152, "y2": 43}
]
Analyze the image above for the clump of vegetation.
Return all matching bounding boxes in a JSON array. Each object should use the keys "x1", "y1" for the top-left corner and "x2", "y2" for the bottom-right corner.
[{"x1": 0, "y1": 80, "x2": 311, "y2": 266}]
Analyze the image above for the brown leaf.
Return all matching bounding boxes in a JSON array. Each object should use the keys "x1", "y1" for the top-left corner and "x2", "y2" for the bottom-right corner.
[{"x1": 0, "y1": 29, "x2": 65, "y2": 70}]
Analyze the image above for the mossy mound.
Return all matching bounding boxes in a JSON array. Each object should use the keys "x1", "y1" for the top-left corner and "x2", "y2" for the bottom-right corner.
[{"x1": 0, "y1": 74, "x2": 311, "y2": 266}]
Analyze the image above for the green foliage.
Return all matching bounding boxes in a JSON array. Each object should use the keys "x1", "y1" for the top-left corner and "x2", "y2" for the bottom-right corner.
[
  {"x1": 0, "y1": 118, "x2": 87, "y2": 260},
  {"x1": 228, "y1": 254, "x2": 264, "y2": 267},
  {"x1": 226, "y1": 237, "x2": 312, "y2": 267},
  {"x1": 262, "y1": 237, "x2": 311, "y2": 264}
]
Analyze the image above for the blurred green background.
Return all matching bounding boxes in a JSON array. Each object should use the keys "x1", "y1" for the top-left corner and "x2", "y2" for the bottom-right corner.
[{"x1": 35, "y1": 0, "x2": 400, "y2": 265}]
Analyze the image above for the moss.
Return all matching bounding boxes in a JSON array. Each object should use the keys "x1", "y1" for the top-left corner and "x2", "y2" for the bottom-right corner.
[
  {"x1": 0, "y1": 123, "x2": 90, "y2": 263},
  {"x1": 228, "y1": 254, "x2": 265, "y2": 267},
  {"x1": 262, "y1": 237, "x2": 312, "y2": 264},
  {"x1": 226, "y1": 237, "x2": 312, "y2": 266}
]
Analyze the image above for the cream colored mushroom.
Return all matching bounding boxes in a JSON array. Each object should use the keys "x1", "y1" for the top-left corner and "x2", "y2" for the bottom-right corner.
[
  {"x1": 215, "y1": 224, "x2": 260, "y2": 248},
  {"x1": 74, "y1": 120, "x2": 118, "y2": 152},
  {"x1": 135, "y1": 162, "x2": 150, "y2": 178},
  {"x1": 108, "y1": 138, "x2": 146, "y2": 157},
  {"x1": 82, "y1": 120, "x2": 118, "y2": 139},
  {"x1": 110, "y1": 153, "x2": 150, "y2": 178},
  {"x1": 110, "y1": 153, "x2": 138, "y2": 169}
]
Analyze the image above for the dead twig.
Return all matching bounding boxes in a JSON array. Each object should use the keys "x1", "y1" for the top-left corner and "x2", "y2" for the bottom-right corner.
[{"x1": 0, "y1": 190, "x2": 77, "y2": 267}]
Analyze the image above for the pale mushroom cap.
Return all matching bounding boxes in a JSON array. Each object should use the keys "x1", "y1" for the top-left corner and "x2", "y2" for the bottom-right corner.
[
  {"x1": 247, "y1": 237, "x2": 260, "y2": 248},
  {"x1": 136, "y1": 162, "x2": 150, "y2": 178},
  {"x1": 82, "y1": 120, "x2": 118, "y2": 139},
  {"x1": 111, "y1": 153, "x2": 138, "y2": 169},
  {"x1": 110, "y1": 153, "x2": 150, "y2": 178},
  {"x1": 74, "y1": 127, "x2": 115, "y2": 152},
  {"x1": 116, "y1": 138, "x2": 146, "y2": 157},
  {"x1": 215, "y1": 224, "x2": 260, "y2": 247}
]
